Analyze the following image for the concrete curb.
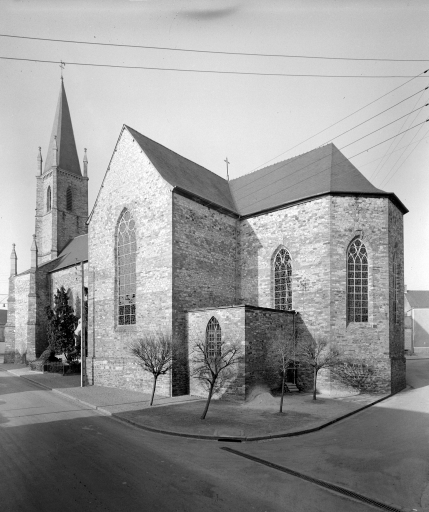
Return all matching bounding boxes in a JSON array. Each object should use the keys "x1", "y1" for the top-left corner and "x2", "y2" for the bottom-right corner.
[{"x1": 10, "y1": 369, "x2": 395, "y2": 442}]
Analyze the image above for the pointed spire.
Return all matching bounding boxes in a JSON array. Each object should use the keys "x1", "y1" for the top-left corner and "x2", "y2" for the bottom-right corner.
[
  {"x1": 44, "y1": 80, "x2": 81, "y2": 176},
  {"x1": 30, "y1": 235, "x2": 38, "y2": 270},
  {"x1": 10, "y1": 244, "x2": 17, "y2": 276},
  {"x1": 37, "y1": 147, "x2": 43, "y2": 175},
  {"x1": 83, "y1": 148, "x2": 88, "y2": 177}
]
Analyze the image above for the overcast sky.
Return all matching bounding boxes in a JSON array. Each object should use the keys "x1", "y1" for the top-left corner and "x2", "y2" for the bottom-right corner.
[{"x1": 1, "y1": 0, "x2": 428, "y2": 302}]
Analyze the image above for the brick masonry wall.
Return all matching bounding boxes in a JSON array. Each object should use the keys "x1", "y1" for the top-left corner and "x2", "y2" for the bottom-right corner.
[
  {"x1": 172, "y1": 193, "x2": 237, "y2": 394},
  {"x1": 87, "y1": 128, "x2": 173, "y2": 395},
  {"x1": 8, "y1": 273, "x2": 31, "y2": 362}
]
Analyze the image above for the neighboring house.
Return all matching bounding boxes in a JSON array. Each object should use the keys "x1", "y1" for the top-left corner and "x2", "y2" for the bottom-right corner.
[
  {"x1": 0, "y1": 309, "x2": 7, "y2": 343},
  {"x1": 5, "y1": 79, "x2": 408, "y2": 399},
  {"x1": 404, "y1": 290, "x2": 429, "y2": 355}
]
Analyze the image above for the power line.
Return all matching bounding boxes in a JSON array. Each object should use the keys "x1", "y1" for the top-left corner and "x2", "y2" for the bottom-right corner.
[
  {"x1": 246, "y1": 69, "x2": 429, "y2": 174},
  {"x1": 0, "y1": 55, "x2": 427, "y2": 79},
  {"x1": 1, "y1": 34, "x2": 428, "y2": 62},
  {"x1": 320, "y1": 87, "x2": 428, "y2": 146}
]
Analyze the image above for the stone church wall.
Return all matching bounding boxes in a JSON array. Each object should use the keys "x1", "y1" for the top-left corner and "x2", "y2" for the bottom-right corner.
[
  {"x1": 8, "y1": 273, "x2": 31, "y2": 362},
  {"x1": 87, "y1": 129, "x2": 173, "y2": 396},
  {"x1": 239, "y1": 196, "x2": 331, "y2": 334},
  {"x1": 50, "y1": 263, "x2": 88, "y2": 317},
  {"x1": 172, "y1": 193, "x2": 237, "y2": 394}
]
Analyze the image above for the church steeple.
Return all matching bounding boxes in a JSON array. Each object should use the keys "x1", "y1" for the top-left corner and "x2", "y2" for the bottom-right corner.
[
  {"x1": 44, "y1": 80, "x2": 81, "y2": 176},
  {"x1": 35, "y1": 80, "x2": 88, "y2": 265}
]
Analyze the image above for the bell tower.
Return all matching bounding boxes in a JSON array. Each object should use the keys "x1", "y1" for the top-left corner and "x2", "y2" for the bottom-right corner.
[{"x1": 35, "y1": 79, "x2": 88, "y2": 264}]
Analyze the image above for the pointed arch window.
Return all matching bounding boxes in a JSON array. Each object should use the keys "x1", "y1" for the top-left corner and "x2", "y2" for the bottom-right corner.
[
  {"x1": 347, "y1": 238, "x2": 368, "y2": 323},
  {"x1": 47, "y1": 186, "x2": 52, "y2": 212},
  {"x1": 117, "y1": 209, "x2": 136, "y2": 325},
  {"x1": 274, "y1": 248, "x2": 293, "y2": 310},
  {"x1": 206, "y1": 317, "x2": 222, "y2": 358},
  {"x1": 66, "y1": 187, "x2": 73, "y2": 212}
]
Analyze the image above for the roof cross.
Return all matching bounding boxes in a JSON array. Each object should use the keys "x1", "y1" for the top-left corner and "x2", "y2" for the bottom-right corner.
[
  {"x1": 60, "y1": 61, "x2": 65, "y2": 80},
  {"x1": 224, "y1": 157, "x2": 230, "y2": 181}
]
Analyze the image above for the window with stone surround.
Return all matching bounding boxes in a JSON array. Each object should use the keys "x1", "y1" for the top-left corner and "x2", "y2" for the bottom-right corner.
[
  {"x1": 47, "y1": 186, "x2": 51, "y2": 212},
  {"x1": 274, "y1": 247, "x2": 293, "y2": 310},
  {"x1": 347, "y1": 238, "x2": 368, "y2": 323},
  {"x1": 117, "y1": 209, "x2": 136, "y2": 325},
  {"x1": 66, "y1": 187, "x2": 73, "y2": 211},
  {"x1": 206, "y1": 317, "x2": 222, "y2": 358}
]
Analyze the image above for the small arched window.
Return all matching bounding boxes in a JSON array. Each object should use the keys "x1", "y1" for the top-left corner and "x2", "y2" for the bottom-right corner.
[
  {"x1": 347, "y1": 238, "x2": 368, "y2": 323},
  {"x1": 117, "y1": 209, "x2": 136, "y2": 325},
  {"x1": 274, "y1": 247, "x2": 292, "y2": 310},
  {"x1": 66, "y1": 187, "x2": 73, "y2": 212},
  {"x1": 206, "y1": 317, "x2": 221, "y2": 358},
  {"x1": 47, "y1": 186, "x2": 51, "y2": 212}
]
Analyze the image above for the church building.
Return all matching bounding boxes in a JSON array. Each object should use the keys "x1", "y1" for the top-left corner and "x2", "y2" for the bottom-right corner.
[{"x1": 5, "y1": 81, "x2": 407, "y2": 399}]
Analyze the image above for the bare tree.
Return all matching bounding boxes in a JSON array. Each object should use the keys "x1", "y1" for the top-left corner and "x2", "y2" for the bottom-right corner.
[
  {"x1": 191, "y1": 339, "x2": 241, "y2": 420},
  {"x1": 333, "y1": 357, "x2": 378, "y2": 393},
  {"x1": 298, "y1": 335, "x2": 342, "y2": 400},
  {"x1": 129, "y1": 333, "x2": 175, "y2": 406},
  {"x1": 265, "y1": 330, "x2": 297, "y2": 413}
]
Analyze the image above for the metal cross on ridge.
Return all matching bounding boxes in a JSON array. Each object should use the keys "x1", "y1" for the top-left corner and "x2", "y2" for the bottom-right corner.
[
  {"x1": 60, "y1": 61, "x2": 65, "y2": 80},
  {"x1": 224, "y1": 157, "x2": 230, "y2": 181}
]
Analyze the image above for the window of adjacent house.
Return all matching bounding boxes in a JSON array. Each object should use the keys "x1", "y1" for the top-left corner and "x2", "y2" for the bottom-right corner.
[
  {"x1": 66, "y1": 187, "x2": 73, "y2": 212},
  {"x1": 206, "y1": 317, "x2": 222, "y2": 358},
  {"x1": 393, "y1": 252, "x2": 399, "y2": 324},
  {"x1": 117, "y1": 209, "x2": 136, "y2": 325},
  {"x1": 347, "y1": 238, "x2": 368, "y2": 323},
  {"x1": 274, "y1": 247, "x2": 293, "y2": 310},
  {"x1": 47, "y1": 186, "x2": 51, "y2": 212}
]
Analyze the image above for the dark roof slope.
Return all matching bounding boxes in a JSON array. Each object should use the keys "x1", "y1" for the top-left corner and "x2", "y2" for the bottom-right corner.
[
  {"x1": 229, "y1": 144, "x2": 403, "y2": 216},
  {"x1": 44, "y1": 81, "x2": 82, "y2": 176},
  {"x1": 406, "y1": 291, "x2": 429, "y2": 309},
  {"x1": 40, "y1": 234, "x2": 88, "y2": 273},
  {"x1": 125, "y1": 126, "x2": 237, "y2": 213}
]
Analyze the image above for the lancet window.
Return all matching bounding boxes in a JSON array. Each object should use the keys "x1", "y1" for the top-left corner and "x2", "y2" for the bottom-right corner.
[
  {"x1": 117, "y1": 209, "x2": 136, "y2": 325},
  {"x1": 274, "y1": 248, "x2": 293, "y2": 310},
  {"x1": 47, "y1": 186, "x2": 51, "y2": 212},
  {"x1": 347, "y1": 238, "x2": 368, "y2": 323},
  {"x1": 206, "y1": 317, "x2": 222, "y2": 358}
]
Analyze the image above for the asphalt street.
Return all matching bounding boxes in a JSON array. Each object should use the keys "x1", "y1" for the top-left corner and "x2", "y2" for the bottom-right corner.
[{"x1": 0, "y1": 360, "x2": 427, "y2": 511}]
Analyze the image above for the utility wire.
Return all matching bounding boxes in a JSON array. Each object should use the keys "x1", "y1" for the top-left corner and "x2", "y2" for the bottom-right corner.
[
  {"x1": 380, "y1": 128, "x2": 429, "y2": 188},
  {"x1": 1, "y1": 33, "x2": 428, "y2": 62},
  {"x1": 0, "y1": 56, "x2": 426, "y2": 79},
  {"x1": 246, "y1": 69, "x2": 429, "y2": 175},
  {"x1": 321, "y1": 87, "x2": 428, "y2": 146}
]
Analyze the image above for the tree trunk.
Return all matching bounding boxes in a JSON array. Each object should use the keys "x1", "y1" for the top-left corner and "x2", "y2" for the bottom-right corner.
[
  {"x1": 150, "y1": 375, "x2": 158, "y2": 406},
  {"x1": 201, "y1": 381, "x2": 215, "y2": 420},
  {"x1": 280, "y1": 369, "x2": 286, "y2": 413},
  {"x1": 313, "y1": 368, "x2": 318, "y2": 400}
]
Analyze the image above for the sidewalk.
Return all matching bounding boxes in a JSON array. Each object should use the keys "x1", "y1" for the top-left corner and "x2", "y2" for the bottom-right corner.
[{"x1": 2, "y1": 363, "x2": 393, "y2": 441}]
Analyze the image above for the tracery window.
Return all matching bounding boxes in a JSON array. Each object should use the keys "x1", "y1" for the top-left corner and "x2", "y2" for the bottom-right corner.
[
  {"x1": 274, "y1": 248, "x2": 292, "y2": 310},
  {"x1": 206, "y1": 317, "x2": 222, "y2": 358},
  {"x1": 47, "y1": 186, "x2": 51, "y2": 212},
  {"x1": 66, "y1": 187, "x2": 73, "y2": 211},
  {"x1": 347, "y1": 238, "x2": 368, "y2": 323},
  {"x1": 117, "y1": 209, "x2": 136, "y2": 325}
]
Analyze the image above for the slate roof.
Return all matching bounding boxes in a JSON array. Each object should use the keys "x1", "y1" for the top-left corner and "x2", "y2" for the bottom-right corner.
[
  {"x1": 44, "y1": 81, "x2": 82, "y2": 176},
  {"x1": 125, "y1": 126, "x2": 237, "y2": 213},
  {"x1": 121, "y1": 126, "x2": 407, "y2": 217},
  {"x1": 40, "y1": 234, "x2": 88, "y2": 273},
  {"x1": 405, "y1": 291, "x2": 429, "y2": 309}
]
